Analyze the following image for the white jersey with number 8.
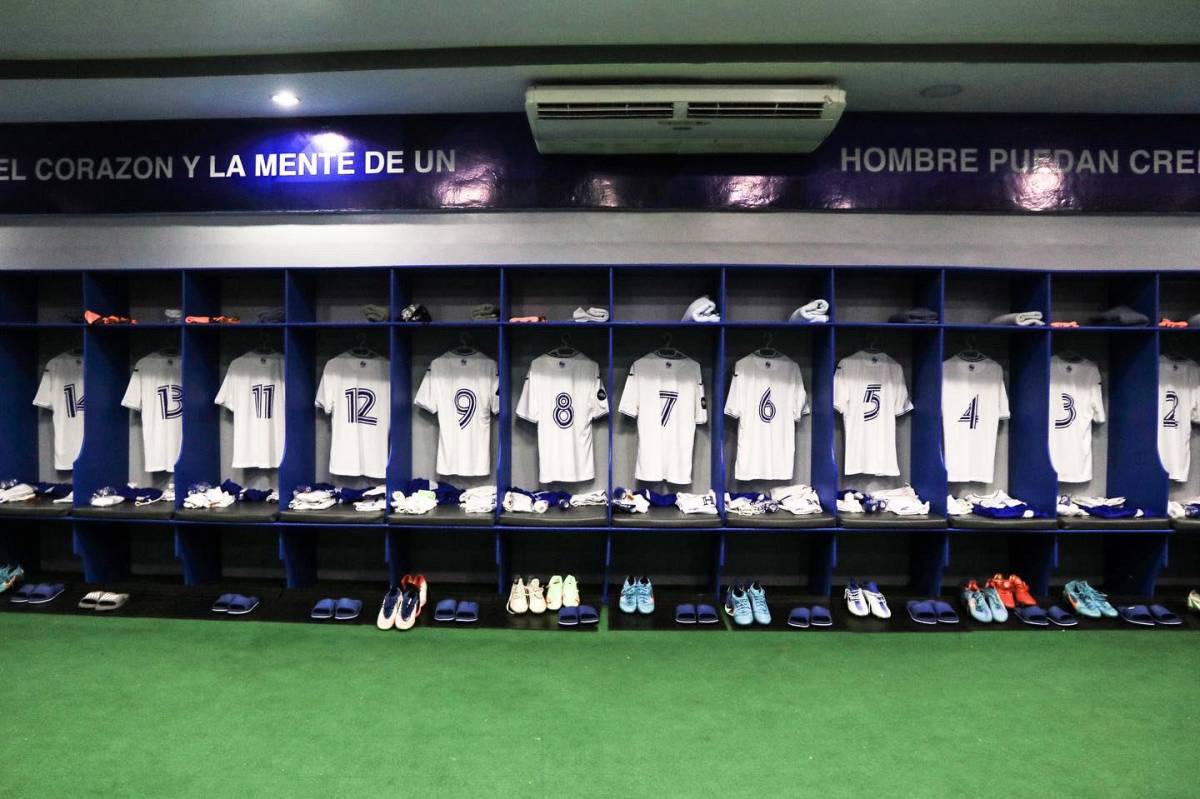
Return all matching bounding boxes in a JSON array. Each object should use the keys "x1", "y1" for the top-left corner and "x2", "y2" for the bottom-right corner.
[{"x1": 516, "y1": 353, "x2": 607, "y2": 483}]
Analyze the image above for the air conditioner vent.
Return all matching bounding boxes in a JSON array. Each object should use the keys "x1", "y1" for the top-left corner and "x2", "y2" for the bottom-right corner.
[
  {"x1": 535, "y1": 102, "x2": 674, "y2": 120},
  {"x1": 686, "y1": 101, "x2": 827, "y2": 120}
]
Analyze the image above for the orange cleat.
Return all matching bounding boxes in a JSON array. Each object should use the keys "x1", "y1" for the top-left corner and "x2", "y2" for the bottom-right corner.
[
  {"x1": 1008, "y1": 574, "x2": 1037, "y2": 607},
  {"x1": 986, "y1": 573, "x2": 1015, "y2": 609}
]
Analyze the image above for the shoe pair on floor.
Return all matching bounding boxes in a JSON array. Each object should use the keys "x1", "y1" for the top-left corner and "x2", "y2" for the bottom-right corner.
[
  {"x1": 10, "y1": 582, "x2": 64, "y2": 605},
  {"x1": 674, "y1": 603, "x2": 719, "y2": 624},
  {"x1": 844, "y1": 579, "x2": 891, "y2": 619},
  {"x1": 0, "y1": 564, "x2": 25, "y2": 594},
  {"x1": 212, "y1": 593, "x2": 259, "y2": 615},
  {"x1": 618, "y1": 576, "x2": 655, "y2": 614},
  {"x1": 1062, "y1": 580, "x2": 1117, "y2": 619},
  {"x1": 377, "y1": 574, "x2": 428, "y2": 630},
  {"x1": 968, "y1": 575, "x2": 1077, "y2": 626},
  {"x1": 433, "y1": 599, "x2": 479, "y2": 623},
  {"x1": 311, "y1": 597, "x2": 362, "y2": 620},
  {"x1": 78, "y1": 591, "x2": 129, "y2": 611},
  {"x1": 724, "y1": 581, "x2": 771, "y2": 625},
  {"x1": 961, "y1": 580, "x2": 1010, "y2": 623},
  {"x1": 507, "y1": 575, "x2": 577, "y2": 615}
]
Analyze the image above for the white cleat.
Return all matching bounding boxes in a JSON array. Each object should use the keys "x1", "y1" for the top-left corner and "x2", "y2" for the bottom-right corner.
[
  {"x1": 527, "y1": 578, "x2": 548, "y2": 614},
  {"x1": 506, "y1": 577, "x2": 529, "y2": 615},
  {"x1": 545, "y1": 575, "x2": 564, "y2": 610},
  {"x1": 562, "y1": 575, "x2": 581, "y2": 608}
]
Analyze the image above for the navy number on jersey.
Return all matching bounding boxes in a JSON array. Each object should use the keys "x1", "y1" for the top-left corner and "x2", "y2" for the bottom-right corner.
[
  {"x1": 757, "y1": 388, "x2": 776, "y2": 423},
  {"x1": 957, "y1": 396, "x2": 980, "y2": 429},
  {"x1": 553, "y1": 392, "x2": 574, "y2": 428},
  {"x1": 1055, "y1": 393, "x2": 1076, "y2": 428},
  {"x1": 251, "y1": 384, "x2": 275, "y2": 419},
  {"x1": 455, "y1": 388, "x2": 477, "y2": 429},
  {"x1": 658, "y1": 390, "x2": 679, "y2": 426},
  {"x1": 344, "y1": 388, "x2": 378, "y2": 426},
  {"x1": 1163, "y1": 390, "x2": 1180, "y2": 428},
  {"x1": 156, "y1": 384, "x2": 183, "y2": 419},
  {"x1": 862, "y1": 384, "x2": 882, "y2": 421},
  {"x1": 63, "y1": 383, "x2": 84, "y2": 417}
]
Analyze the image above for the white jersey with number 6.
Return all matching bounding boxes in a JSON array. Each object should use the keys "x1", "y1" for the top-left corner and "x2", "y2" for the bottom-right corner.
[
  {"x1": 833, "y1": 351, "x2": 912, "y2": 477},
  {"x1": 941, "y1": 355, "x2": 1009, "y2": 483},
  {"x1": 1048, "y1": 355, "x2": 1105, "y2": 483},
  {"x1": 215, "y1": 351, "x2": 286, "y2": 469},
  {"x1": 1157, "y1": 356, "x2": 1200, "y2": 482},
  {"x1": 415, "y1": 350, "x2": 499, "y2": 477},
  {"x1": 618, "y1": 353, "x2": 707, "y2": 485},
  {"x1": 122, "y1": 351, "x2": 184, "y2": 473},
  {"x1": 516, "y1": 352, "x2": 607, "y2": 483},
  {"x1": 724, "y1": 354, "x2": 808, "y2": 481},
  {"x1": 32, "y1": 351, "x2": 85, "y2": 471},
  {"x1": 316, "y1": 351, "x2": 391, "y2": 479}
]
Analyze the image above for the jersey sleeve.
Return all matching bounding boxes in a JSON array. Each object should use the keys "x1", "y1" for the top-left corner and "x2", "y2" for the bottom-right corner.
[
  {"x1": 588, "y1": 369, "x2": 609, "y2": 420},
  {"x1": 515, "y1": 372, "x2": 536, "y2": 422},
  {"x1": 1191, "y1": 368, "x2": 1200, "y2": 424},
  {"x1": 892, "y1": 363, "x2": 914, "y2": 416},
  {"x1": 617, "y1": 368, "x2": 639, "y2": 418},
  {"x1": 214, "y1": 365, "x2": 234, "y2": 411},
  {"x1": 315, "y1": 364, "x2": 334, "y2": 413},
  {"x1": 694, "y1": 373, "x2": 708, "y2": 425},
  {"x1": 1089, "y1": 369, "x2": 1106, "y2": 424},
  {"x1": 996, "y1": 370, "x2": 1011, "y2": 420},
  {"x1": 121, "y1": 367, "x2": 142, "y2": 411},
  {"x1": 723, "y1": 369, "x2": 742, "y2": 418},
  {"x1": 413, "y1": 368, "x2": 436, "y2": 414},
  {"x1": 832, "y1": 364, "x2": 848, "y2": 414},
  {"x1": 489, "y1": 368, "x2": 500, "y2": 415},
  {"x1": 32, "y1": 367, "x2": 55, "y2": 409},
  {"x1": 793, "y1": 370, "x2": 809, "y2": 419}
]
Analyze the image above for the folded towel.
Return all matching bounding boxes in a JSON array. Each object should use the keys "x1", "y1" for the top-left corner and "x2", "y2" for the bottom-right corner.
[
  {"x1": 362, "y1": 304, "x2": 390, "y2": 322},
  {"x1": 258, "y1": 307, "x2": 286, "y2": 323},
  {"x1": 888, "y1": 307, "x2": 938, "y2": 324},
  {"x1": 990, "y1": 311, "x2": 1044, "y2": 326},
  {"x1": 1089, "y1": 305, "x2": 1149, "y2": 327},
  {"x1": 471, "y1": 303, "x2": 499, "y2": 321},
  {"x1": 683, "y1": 296, "x2": 720, "y2": 323},
  {"x1": 572, "y1": 306, "x2": 609, "y2": 323},
  {"x1": 788, "y1": 298, "x2": 830, "y2": 323}
]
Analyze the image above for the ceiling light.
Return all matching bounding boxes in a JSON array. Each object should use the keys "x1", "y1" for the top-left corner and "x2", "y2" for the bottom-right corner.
[
  {"x1": 918, "y1": 84, "x2": 963, "y2": 99},
  {"x1": 271, "y1": 91, "x2": 300, "y2": 108}
]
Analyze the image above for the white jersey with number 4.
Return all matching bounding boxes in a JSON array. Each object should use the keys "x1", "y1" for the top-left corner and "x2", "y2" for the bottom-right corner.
[
  {"x1": 516, "y1": 352, "x2": 607, "y2": 483},
  {"x1": 32, "y1": 351, "x2": 85, "y2": 471},
  {"x1": 724, "y1": 354, "x2": 808, "y2": 481},
  {"x1": 415, "y1": 351, "x2": 499, "y2": 477},
  {"x1": 1048, "y1": 355, "x2": 1105, "y2": 483},
  {"x1": 942, "y1": 355, "x2": 1009, "y2": 483},
  {"x1": 618, "y1": 353, "x2": 707, "y2": 484},
  {"x1": 215, "y1": 351, "x2": 286, "y2": 469},
  {"x1": 833, "y1": 351, "x2": 912, "y2": 477},
  {"x1": 1157, "y1": 356, "x2": 1200, "y2": 482},
  {"x1": 316, "y1": 352, "x2": 390, "y2": 479},
  {"x1": 122, "y1": 351, "x2": 183, "y2": 473}
]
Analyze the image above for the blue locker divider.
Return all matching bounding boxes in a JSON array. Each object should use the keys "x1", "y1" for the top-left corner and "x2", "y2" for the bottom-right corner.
[
  {"x1": 176, "y1": 327, "x2": 220, "y2": 499},
  {"x1": 73, "y1": 522, "x2": 130, "y2": 584},
  {"x1": 494, "y1": 270, "x2": 512, "y2": 591},
  {"x1": 1108, "y1": 331, "x2": 1167, "y2": 515},
  {"x1": 1008, "y1": 331, "x2": 1057, "y2": 514},
  {"x1": 1013, "y1": 272, "x2": 1051, "y2": 319},
  {"x1": 810, "y1": 324, "x2": 839, "y2": 512},
  {"x1": 712, "y1": 269, "x2": 728, "y2": 516},
  {"x1": 910, "y1": 327, "x2": 946, "y2": 511},
  {"x1": 278, "y1": 273, "x2": 317, "y2": 587},
  {"x1": 0, "y1": 331, "x2": 38, "y2": 480}
]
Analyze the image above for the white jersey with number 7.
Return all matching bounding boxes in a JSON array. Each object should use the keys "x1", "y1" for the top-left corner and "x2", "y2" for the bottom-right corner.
[{"x1": 618, "y1": 353, "x2": 707, "y2": 484}]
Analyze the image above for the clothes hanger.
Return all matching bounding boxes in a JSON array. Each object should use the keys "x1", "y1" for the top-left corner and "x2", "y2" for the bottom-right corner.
[
  {"x1": 654, "y1": 333, "x2": 686, "y2": 359},
  {"x1": 864, "y1": 337, "x2": 883, "y2": 354},
  {"x1": 347, "y1": 335, "x2": 378, "y2": 358},
  {"x1": 1058, "y1": 348, "x2": 1084, "y2": 363},
  {"x1": 252, "y1": 333, "x2": 279, "y2": 355},
  {"x1": 754, "y1": 332, "x2": 783, "y2": 359},
  {"x1": 955, "y1": 336, "x2": 986, "y2": 361},
  {"x1": 547, "y1": 334, "x2": 578, "y2": 358},
  {"x1": 158, "y1": 345, "x2": 180, "y2": 357},
  {"x1": 450, "y1": 332, "x2": 478, "y2": 356},
  {"x1": 65, "y1": 346, "x2": 84, "y2": 356}
]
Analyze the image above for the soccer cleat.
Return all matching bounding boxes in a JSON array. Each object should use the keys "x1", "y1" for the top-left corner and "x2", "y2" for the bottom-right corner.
[
  {"x1": 409, "y1": 574, "x2": 428, "y2": 611},
  {"x1": 981, "y1": 586, "x2": 1008, "y2": 623},
  {"x1": 527, "y1": 578, "x2": 548, "y2": 614},
  {"x1": 746, "y1": 581, "x2": 771, "y2": 625},
  {"x1": 561, "y1": 575, "x2": 581, "y2": 608},
  {"x1": 545, "y1": 575, "x2": 564, "y2": 610},
  {"x1": 863, "y1": 581, "x2": 891, "y2": 619},
  {"x1": 1073, "y1": 580, "x2": 1118, "y2": 618},
  {"x1": 844, "y1": 579, "x2": 869, "y2": 617},
  {"x1": 724, "y1": 583, "x2": 753, "y2": 626},
  {"x1": 961, "y1": 580, "x2": 992, "y2": 623},
  {"x1": 986, "y1": 574, "x2": 1015, "y2": 609},
  {"x1": 1063, "y1": 580, "x2": 1103, "y2": 619},
  {"x1": 506, "y1": 577, "x2": 529, "y2": 615},
  {"x1": 1008, "y1": 574, "x2": 1037, "y2": 607},
  {"x1": 1189, "y1": 590, "x2": 1200, "y2": 614},
  {"x1": 376, "y1": 587, "x2": 401, "y2": 630},
  {"x1": 0, "y1": 565, "x2": 23, "y2": 594},
  {"x1": 636, "y1": 577, "x2": 655, "y2": 615},
  {"x1": 395, "y1": 586, "x2": 420, "y2": 630},
  {"x1": 618, "y1": 576, "x2": 639, "y2": 614}
]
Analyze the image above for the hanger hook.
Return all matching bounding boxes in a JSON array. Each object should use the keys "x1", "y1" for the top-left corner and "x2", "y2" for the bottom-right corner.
[
  {"x1": 762, "y1": 332, "x2": 773, "y2": 348},
  {"x1": 459, "y1": 332, "x2": 470, "y2": 348},
  {"x1": 561, "y1": 334, "x2": 571, "y2": 348},
  {"x1": 662, "y1": 332, "x2": 672, "y2": 348}
]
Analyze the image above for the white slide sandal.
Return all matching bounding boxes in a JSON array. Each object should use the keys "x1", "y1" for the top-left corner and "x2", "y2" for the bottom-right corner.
[
  {"x1": 95, "y1": 592, "x2": 129, "y2": 611},
  {"x1": 78, "y1": 591, "x2": 104, "y2": 610}
]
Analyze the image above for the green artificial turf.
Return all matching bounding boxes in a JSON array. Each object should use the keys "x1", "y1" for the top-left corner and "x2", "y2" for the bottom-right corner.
[{"x1": 2, "y1": 614, "x2": 1198, "y2": 798}]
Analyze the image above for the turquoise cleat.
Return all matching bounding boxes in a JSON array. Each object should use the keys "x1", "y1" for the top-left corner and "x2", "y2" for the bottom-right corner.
[
  {"x1": 746, "y1": 581, "x2": 772, "y2": 625},
  {"x1": 724, "y1": 583, "x2": 754, "y2": 626},
  {"x1": 981, "y1": 585, "x2": 1008, "y2": 623},
  {"x1": 618, "y1": 576, "x2": 639, "y2": 614}
]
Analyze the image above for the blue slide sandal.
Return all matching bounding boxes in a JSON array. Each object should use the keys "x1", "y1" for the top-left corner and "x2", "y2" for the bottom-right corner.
[
  {"x1": 810, "y1": 606, "x2": 833, "y2": 627},
  {"x1": 1119, "y1": 605, "x2": 1156, "y2": 626},
  {"x1": 334, "y1": 598, "x2": 362, "y2": 621},
  {"x1": 674, "y1": 603, "x2": 697, "y2": 624},
  {"x1": 1016, "y1": 606, "x2": 1050, "y2": 626},
  {"x1": 10, "y1": 583, "x2": 37, "y2": 604},
  {"x1": 696, "y1": 604, "x2": 719, "y2": 624},
  {"x1": 211, "y1": 593, "x2": 236, "y2": 613},
  {"x1": 907, "y1": 600, "x2": 937, "y2": 625},
  {"x1": 455, "y1": 601, "x2": 479, "y2": 623},
  {"x1": 932, "y1": 601, "x2": 960, "y2": 624},
  {"x1": 227, "y1": 595, "x2": 259, "y2": 616},
  {"x1": 1149, "y1": 604, "x2": 1182, "y2": 625},
  {"x1": 578, "y1": 605, "x2": 599, "y2": 625},
  {"x1": 433, "y1": 599, "x2": 458, "y2": 622},
  {"x1": 27, "y1": 583, "x2": 64, "y2": 605},
  {"x1": 310, "y1": 598, "x2": 336, "y2": 620},
  {"x1": 558, "y1": 607, "x2": 580, "y2": 626},
  {"x1": 1047, "y1": 606, "x2": 1078, "y2": 627},
  {"x1": 787, "y1": 607, "x2": 810, "y2": 628}
]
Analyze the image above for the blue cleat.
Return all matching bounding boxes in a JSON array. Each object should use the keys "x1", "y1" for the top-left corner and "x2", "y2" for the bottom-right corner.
[
  {"x1": 724, "y1": 583, "x2": 753, "y2": 626},
  {"x1": 618, "y1": 576, "x2": 639, "y2": 614},
  {"x1": 746, "y1": 581, "x2": 772, "y2": 625}
]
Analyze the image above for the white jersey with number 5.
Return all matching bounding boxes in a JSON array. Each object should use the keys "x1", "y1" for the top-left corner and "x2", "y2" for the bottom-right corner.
[
  {"x1": 215, "y1": 351, "x2": 286, "y2": 469},
  {"x1": 516, "y1": 353, "x2": 607, "y2": 483},
  {"x1": 1157, "y1": 356, "x2": 1200, "y2": 482},
  {"x1": 32, "y1": 351, "x2": 85, "y2": 471},
  {"x1": 121, "y1": 351, "x2": 183, "y2": 473},
  {"x1": 1048, "y1": 355, "x2": 1105, "y2": 483},
  {"x1": 618, "y1": 353, "x2": 707, "y2": 484},
  {"x1": 724, "y1": 354, "x2": 808, "y2": 481},
  {"x1": 941, "y1": 355, "x2": 1009, "y2": 483},
  {"x1": 316, "y1": 352, "x2": 390, "y2": 479},
  {"x1": 415, "y1": 351, "x2": 499, "y2": 477},
  {"x1": 833, "y1": 351, "x2": 912, "y2": 477}
]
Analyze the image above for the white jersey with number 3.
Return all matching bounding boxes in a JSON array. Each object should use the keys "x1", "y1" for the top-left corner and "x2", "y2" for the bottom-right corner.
[
  {"x1": 415, "y1": 351, "x2": 499, "y2": 477},
  {"x1": 833, "y1": 351, "x2": 912, "y2": 477},
  {"x1": 32, "y1": 351, "x2": 85, "y2": 471},
  {"x1": 316, "y1": 352, "x2": 391, "y2": 479},
  {"x1": 122, "y1": 351, "x2": 184, "y2": 473},
  {"x1": 1157, "y1": 356, "x2": 1200, "y2": 482},
  {"x1": 215, "y1": 351, "x2": 286, "y2": 469},
  {"x1": 1048, "y1": 355, "x2": 1105, "y2": 483},
  {"x1": 516, "y1": 353, "x2": 607, "y2": 483},
  {"x1": 618, "y1": 353, "x2": 707, "y2": 485},
  {"x1": 724, "y1": 354, "x2": 808, "y2": 481},
  {"x1": 941, "y1": 355, "x2": 1009, "y2": 483}
]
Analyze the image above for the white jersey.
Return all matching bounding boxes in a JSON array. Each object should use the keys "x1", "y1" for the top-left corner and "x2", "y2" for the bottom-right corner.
[
  {"x1": 833, "y1": 351, "x2": 912, "y2": 477},
  {"x1": 1048, "y1": 355, "x2": 1105, "y2": 483},
  {"x1": 214, "y1": 351, "x2": 286, "y2": 469},
  {"x1": 516, "y1": 352, "x2": 607, "y2": 483},
  {"x1": 618, "y1": 353, "x2": 707, "y2": 484},
  {"x1": 724, "y1": 354, "x2": 808, "y2": 481},
  {"x1": 316, "y1": 351, "x2": 390, "y2": 479},
  {"x1": 32, "y1": 351, "x2": 85, "y2": 470},
  {"x1": 1157, "y1": 356, "x2": 1200, "y2": 482},
  {"x1": 414, "y1": 351, "x2": 499, "y2": 477},
  {"x1": 121, "y1": 351, "x2": 183, "y2": 473},
  {"x1": 941, "y1": 355, "x2": 1010, "y2": 483}
]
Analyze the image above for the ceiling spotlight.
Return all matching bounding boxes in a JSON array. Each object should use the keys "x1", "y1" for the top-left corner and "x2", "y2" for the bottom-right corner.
[
  {"x1": 271, "y1": 91, "x2": 301, "y2": 108},
  {"x1": 918, "y1": 84, "x2": 963, "y2": 99}
]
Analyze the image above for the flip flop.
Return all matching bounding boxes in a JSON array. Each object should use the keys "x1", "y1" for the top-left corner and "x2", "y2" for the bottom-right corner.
[
  {"x1": 578, "y1": 605, "x2": 599, "y2": 625},
  {"x1": 455, "y1": 601, "x2": 479, "y2": 623},
  {"x1": 226, "y1": 595, "x2": 259, "y2": 616},
  {"x1": 27, "y1": 583, "x2": 64, "y2": 605},
  {"x1": 810, "y1": 606, "x2": 833, "y2": 627},
  {"x1": 1119, "y1": 605, "x2": 1156, "y2": 626},
  {"x1": 787, "y1": 607, "x2": 811, "y2": 628},
  {"x1": 95, "y1": 592, "x2": 128, "y2": 611},
  {"x1": 696, "y1": 604, "x2": 719, "y2": 624},
  {"x1": 1149, "y1": 604, "x2": 1182, "y2": 625},
  {"x1": 674, "y1": 603, "x2": 697, "y2": 624},
  {"x1": 1015, "y1": 606, "x2": 1050, "y2": 626},
  {"x1": 1047, "y1": 606, "x2": 1078, "y2": 627},
  {"x1": 78, "y1": 590, "x2": 104, "y2": 610},
  {"x1": 906, "y1": 600, "x2": 937, "y2": 625},
  {"x1": 10, "y1": 583, "x2": 36, "y2": 604},
  {"x1": 558, "y1": 607, "x2": 580, "y2": 626},
  {"x1": 211, "y1": 593, "x2": 236, "y2": 613},
  {"x1": 932, "y1": 601, "x2": 960, "y2": 624},
  {"x1": 310, "y1": 598, "x2": 336, "y2": 620},
  {"x1": 334, "y1": 598, "x2": 362, "y2": 621},
  {"x1": 434, "y1": 598, "x2": 459, "y2": 622}
]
